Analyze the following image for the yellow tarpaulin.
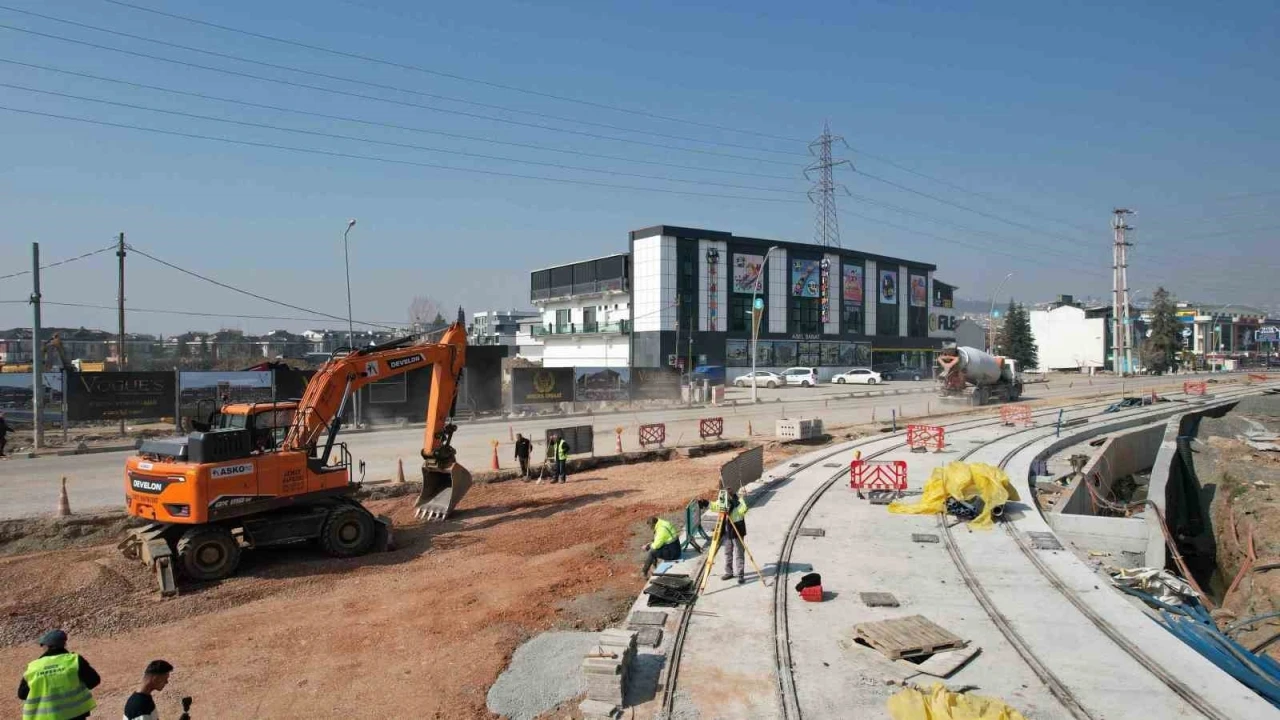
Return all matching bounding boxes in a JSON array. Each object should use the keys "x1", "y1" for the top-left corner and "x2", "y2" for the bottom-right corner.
[
  {"x1": 887, "y1": 461, "x2": 1020, "y2": 530},
  {"x1": 887, "y1": 682, "x2": 1029, "y2": 720}
]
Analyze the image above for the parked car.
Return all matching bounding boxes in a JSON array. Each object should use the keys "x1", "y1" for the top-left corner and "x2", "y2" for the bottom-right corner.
[
  {"x1": 691, "y1": 365, "x2": 726, "y2": 385},
  {"x1": 781, "y1": 367, "x2": 820, "y2": 387},
  {"x1": 833, "y1": 367, "x2": 883, "y2": 385},
  {"x1": 872, "y1": 363, "x2": 924, "y2": 381},
  {"x1": 732, "y1": 370, "x2": 785, "y2": 389}
]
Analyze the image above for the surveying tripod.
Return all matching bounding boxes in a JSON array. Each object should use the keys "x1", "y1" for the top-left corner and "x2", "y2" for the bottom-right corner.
[{"x1": 696, "y1": 489, "x2": 769, "y2": 593}]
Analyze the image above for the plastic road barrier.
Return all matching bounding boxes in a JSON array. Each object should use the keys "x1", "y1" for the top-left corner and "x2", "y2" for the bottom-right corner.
[
  {"x1": 638, "y1": 423, "x2": 666, "y2": 448},
  {"x1": 906, "y1": 424, "x2": 945, "y2": 452},
  {"x1": 699, "y1": 417, "x2": 724, "y2": 440}
]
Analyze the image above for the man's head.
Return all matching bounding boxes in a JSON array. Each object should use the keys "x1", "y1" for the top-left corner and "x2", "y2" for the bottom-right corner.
[
  {"x1": 516, "y1": 433, "x2": 524, "y2": 440},
  {"x1": 37, "y1": 629, "x2": 67, "y2": 649},
  {"x1": 646, "y1": 516, "x2": 659, "y2": 528},
  {"x1": 143, "y1": 660, "x2": 174, "y2": 691}
]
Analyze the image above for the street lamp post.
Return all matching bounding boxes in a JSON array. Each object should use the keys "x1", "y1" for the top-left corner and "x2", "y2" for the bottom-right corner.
[
  {"x1": 343, "y1": 218, "x2": 358, "y2": 426},
  {"x1": 749, "y1": 246, "x2": 780, "y2": 403},
  {"x1": 987, "y1": 272, "x2": 1014, "y2": 353}
]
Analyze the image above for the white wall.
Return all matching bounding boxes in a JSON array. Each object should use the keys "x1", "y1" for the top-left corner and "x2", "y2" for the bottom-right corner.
[
  {"x1": 1030, "y1": 305, "x2": 1106, "y2": 372},
  {"x1": 540, "y1": 336, "x2": 629, "y2": 368},
  {"x1": 632, "y1": 234, "x2": 675, "y2": 333}
]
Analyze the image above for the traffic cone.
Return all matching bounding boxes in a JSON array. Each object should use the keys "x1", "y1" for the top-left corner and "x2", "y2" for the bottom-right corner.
[
  {"x1": 56, "y1": 477, "x2": 71, "y2": 517},
  {"x1": 396, "y1": 458, "x2": 405, "y2": 484},
  {"x1": 490, "y1": 440, "x2": 500, "y2": 470}
]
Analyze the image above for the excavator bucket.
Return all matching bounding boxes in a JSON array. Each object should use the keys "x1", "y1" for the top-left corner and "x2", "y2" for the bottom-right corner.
[{"x1": 414, "y1": 463, "x2": 472, "y2": 521}]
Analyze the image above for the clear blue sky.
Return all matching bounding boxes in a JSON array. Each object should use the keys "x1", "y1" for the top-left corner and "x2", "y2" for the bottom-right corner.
[{"x1": 1, "y1": 0, "x2": 1276, "y2": 335}]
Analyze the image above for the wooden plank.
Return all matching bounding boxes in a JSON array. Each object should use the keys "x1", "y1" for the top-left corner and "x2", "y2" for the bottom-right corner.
[
  {"x1": 897, "y1": 646, "x2": 982, "y2": 678},
  {"x1": 854, "y1": 615, "x2": 967, "y2": 660}
]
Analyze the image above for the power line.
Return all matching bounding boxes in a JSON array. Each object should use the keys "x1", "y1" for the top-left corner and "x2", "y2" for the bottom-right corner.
[
  {"x1": 0, "y1": 58, "x2": 801, "y2": 182},
  {"x1": 0, "y1": 103, "x2": 808, "y2": 204},
  {"x1": 124, "y1": 244, "x2": 406, "y2": 330},
  {"x1": 0, "y1": 8, "x2": 804, "y2": 164},
  {"x1": 0, "y1": 299, "x2": 409, "y2": 326},
  {"x1": 99, "y1": 0, "x2": 808, "y2": 148},
  {"x1": 0, "y1": 243, "x2": 116, "y2": 281},
  {"x1": 0, "y1": 82, "x2": 806, "y2": 195}
]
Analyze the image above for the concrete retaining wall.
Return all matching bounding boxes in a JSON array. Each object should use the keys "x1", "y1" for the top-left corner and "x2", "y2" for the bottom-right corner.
[{"x1": 1056, "y1": 421, "x2": 1166, "y2": 515}]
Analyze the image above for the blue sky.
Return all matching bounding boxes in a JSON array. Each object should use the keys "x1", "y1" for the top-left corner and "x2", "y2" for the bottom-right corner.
[{"x1": 0, "y1": 0, "x2": 1276, "y2": 335}]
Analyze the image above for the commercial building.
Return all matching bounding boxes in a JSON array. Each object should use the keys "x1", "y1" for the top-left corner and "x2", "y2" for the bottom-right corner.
[
  {"x1": 528, "y1": 225, "x2": 955, "y2": 381},
  {"x1": 469, "y1": 309, "x2": 541, "y2": 347}
]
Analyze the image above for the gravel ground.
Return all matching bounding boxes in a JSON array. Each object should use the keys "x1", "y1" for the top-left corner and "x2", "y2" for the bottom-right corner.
[{"x1": 486, "y1": 631, "x2": 596, "y2": 720}]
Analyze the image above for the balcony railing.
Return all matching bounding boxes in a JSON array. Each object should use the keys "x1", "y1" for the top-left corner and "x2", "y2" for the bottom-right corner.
[
  {"x1": 530, "y1": 277, "x2": 628, "y2": 302},
  {"x1": 531, "y1": 321, "x2": 630, "y2": 337}
]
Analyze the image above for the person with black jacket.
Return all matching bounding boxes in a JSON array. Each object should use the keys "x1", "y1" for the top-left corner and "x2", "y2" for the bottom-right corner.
[
  {"x1": 17, "y1": 629, "x2": 100, "y2": 720},
  {"x1": 514, "y1": 433, "x2": 532, "y2": 479},
  {"x1": 0, "y1": 410, "x2": 10, "y2": 457}
]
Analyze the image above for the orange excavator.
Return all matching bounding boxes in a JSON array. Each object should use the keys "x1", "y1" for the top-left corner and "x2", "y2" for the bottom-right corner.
[{"x1": 119, "y1": 322, "x2": 471, "y2": 595}]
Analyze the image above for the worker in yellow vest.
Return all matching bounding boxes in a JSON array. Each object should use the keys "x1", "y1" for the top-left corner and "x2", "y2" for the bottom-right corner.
[
  {"x1": 17, "y1": 629, "x2": 100, "y2": 720},
  {"x1": 642, "y1": 516, "x2": 681, "y2": 577},
  {"x1": 710, "y1": 491, "x2": 749, "y2": 584}
]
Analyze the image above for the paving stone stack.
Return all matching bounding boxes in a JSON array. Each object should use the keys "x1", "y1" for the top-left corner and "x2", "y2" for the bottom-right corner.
[{"x1": 578, "y1": 628, "x2": 637, "y2": 719}]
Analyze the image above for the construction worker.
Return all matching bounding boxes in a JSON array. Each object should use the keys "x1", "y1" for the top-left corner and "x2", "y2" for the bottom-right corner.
[
  {"x1": 711, "y1": 491, "x2": 749, "y2": 584},
  {"x1": 123, "y1": 659, "x2": 173, "y2": 720},
  {"x1": 514, "y1": 433, "x2": 532, "y2": 479},
  {"x1": 0, "y1": 410, "x2": 9, "y2": 457},
  {"x1": 17, "y1": 629, "x2": 100, "y2": 720},
  {"x1": 642, "y1": 515, "x2": 680, "y2": 577},
  {"x1": 552, "y1": 433, "x2": 569, "y2": 484}
]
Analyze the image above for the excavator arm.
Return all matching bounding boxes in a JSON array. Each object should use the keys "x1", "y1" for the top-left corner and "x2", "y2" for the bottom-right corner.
[{"x1": 283, "y1": 321, "x2": 470, "y2": 519}]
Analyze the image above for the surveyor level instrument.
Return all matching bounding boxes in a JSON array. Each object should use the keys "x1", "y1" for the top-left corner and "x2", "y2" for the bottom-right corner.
[{"x1": 696, "y1": 489, "x2": 769, "y2": 593}]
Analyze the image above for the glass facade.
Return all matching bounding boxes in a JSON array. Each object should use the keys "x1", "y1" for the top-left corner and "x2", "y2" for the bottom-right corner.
[{"x1": 726, "y1": 339, "x2": 871, "y2": 368}]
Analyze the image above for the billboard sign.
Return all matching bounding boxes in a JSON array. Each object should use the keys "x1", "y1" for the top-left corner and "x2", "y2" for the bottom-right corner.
[
  {"x1": 909, "y1": 274, "x2": 928, "y2": 308},
  {"x1": 575, "y1": 367, "x2": 630, "y2": 402},
  {"x1": 632, "y1": 367, "x2": 681, "y2": 400},
  {"x1": 790, "y1": 259, "x2": 819, "y2": 297},
  {"x1": 878, "y1": 269, "x2": 898, "y2": 304},
  {"x1": 842, "y1": 264, "x2": 864, "y2": 303},
  {"x1": 510, "y1": 367, "x2": 574, "y2": 404},
  {"x1": 66, "y1": 370, "x2": 176, "y2": 421},
  {"x1": 1257, "y1": 326, "x2": 1280, "y2": 343},
  {"x1": 731, "y1": 253, "x2": 764, "y2": 294}
]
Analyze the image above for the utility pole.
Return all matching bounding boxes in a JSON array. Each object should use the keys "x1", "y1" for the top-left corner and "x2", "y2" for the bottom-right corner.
[
  {"x1": 31, "y1": 243, "x2": 43, "y2": 450},
  {"x1": 117, "y1": 232, "x2": 127, "y2": 435},
  {"x1": 806, "y1": 121, "x2": 851, "y2": 248},
  {"x1": 1111, "y1": 209, "x2": 1134, "y2": 375}
]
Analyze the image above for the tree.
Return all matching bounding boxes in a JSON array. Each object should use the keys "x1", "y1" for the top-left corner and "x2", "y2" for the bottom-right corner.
[
  {"x1": 1143, "y1": 287, "x2": 1180, "y2": 374},
  {"x1": 996, "y1": 300, "x2": 1038, "y2": 371},
  {"x1": 407, "y1": 296, "x2": 444, "y2": 331}
]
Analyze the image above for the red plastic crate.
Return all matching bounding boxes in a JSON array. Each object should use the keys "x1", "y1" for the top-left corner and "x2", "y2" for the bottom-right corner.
[{"x1": 800, "y1": 584, "x2": 824, "y2": 602}]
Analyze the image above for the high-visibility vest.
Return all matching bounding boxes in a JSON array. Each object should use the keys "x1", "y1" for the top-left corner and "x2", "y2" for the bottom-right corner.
[
  {"x1": 650, "y1": 519, "x2": 678, "y2": 550},
  {"x1": 711, "y1": 496, "x2": 749, "y2": 523},
  {"x1": 22, "y1": 654, "x2": 96, "y2": 720},
  {"x1": 555, "y1": 439, "x2": 568, "y2": 460}
]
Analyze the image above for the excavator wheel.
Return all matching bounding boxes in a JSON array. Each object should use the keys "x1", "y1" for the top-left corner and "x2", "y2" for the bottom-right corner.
[
  {"x1": 320, "y1": 504, "x2": 377, "y2": 558},
  {"x1": 176, "y1": 526, "x2": 241, "y2": 581}
]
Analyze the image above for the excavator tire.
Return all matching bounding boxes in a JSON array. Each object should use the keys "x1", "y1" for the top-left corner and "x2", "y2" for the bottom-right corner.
[
  {"x1": 320, "y1": 504, "x2": 377, "y2": 558},
  {"x1": 176, "y1": 526, "x2": 241, "y2": 581}
]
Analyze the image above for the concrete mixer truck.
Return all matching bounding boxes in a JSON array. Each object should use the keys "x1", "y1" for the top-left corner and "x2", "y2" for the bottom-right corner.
[{"x1": 936, "y1": 346, "x2": 1023, "y2": 405}]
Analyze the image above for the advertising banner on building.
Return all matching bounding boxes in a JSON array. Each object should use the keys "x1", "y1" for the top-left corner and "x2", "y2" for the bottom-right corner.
[
  {"x1": 878, "y1": 269, "x2": 898, "y2": 304},
  {"x1": 631, "y1": 367, "x2": 681, "y2": 400},
  {"x1": 910, "y1": 275, "x2": 928, "y2": 308},
  {"x1": 842, "y1": 264, "x2": 864, "y2": 303},
  {"x1": 575, "y1": 367, "x2": 630, "y2": 402},
  {"x1": 65, "y1": 370, "x2": 176, "y2": 421},
  {"x1": 731, "y1": 253, "x2": 764, "y2": 294},
  {"x1": 791, "y1": 259, "x2": 819, "y2": 297},
  {"x1": 511, "y1": 367, "x2": 574, "y2": 404}
]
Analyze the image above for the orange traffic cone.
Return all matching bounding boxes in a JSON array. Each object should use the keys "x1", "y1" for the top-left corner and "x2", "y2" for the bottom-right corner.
[
  {"x1": 396, "y1": 458, "x2": 405, "y2": 484},
  {"x1": 56, "y1": 477, "x2": 71, "y2": 517},
  {"x1": 491, "y1": 440, "x2": 500, "y2": 470}
]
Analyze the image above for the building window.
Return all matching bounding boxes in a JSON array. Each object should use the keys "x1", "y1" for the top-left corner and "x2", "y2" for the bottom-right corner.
[
  {"x1": 774, "y1": 342, "x2": 798, "y2": 366},
  {"x1": 555, "y1": 309, "x2": 571, "y2": 332},
  {"x1": 797, "y1": 342, "x2": 821, "y2": 367},
  {"x1": 726, "y1": 339, "x2": 750, "y2": 366},
  {"x1": 843, "y1": 302, "x2": 863, "y2": 334},
  {"x1": 789, "y1": 297, "x2": 821, "y2": 334},
  {"x1": 730, "y1": 295, "x2": 753, "y2": 332}
]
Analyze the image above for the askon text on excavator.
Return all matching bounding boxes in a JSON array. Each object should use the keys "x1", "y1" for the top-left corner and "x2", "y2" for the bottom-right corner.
[{"x1": 118, "y1": 323, "x2": 471, "y2": 595}]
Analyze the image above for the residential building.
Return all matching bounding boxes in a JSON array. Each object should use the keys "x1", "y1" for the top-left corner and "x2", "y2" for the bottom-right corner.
[
  {"x1": 470, "y1": 309, "x2": 541, "y2": 347},
  {"x1": 529, "y1": 253, "x2": 631, "y2": 369}
]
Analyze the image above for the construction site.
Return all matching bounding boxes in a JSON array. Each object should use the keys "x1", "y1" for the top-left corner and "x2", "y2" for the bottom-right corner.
[{"x1": 2, "y1": 355, "x2": 1278, "y2": 718}]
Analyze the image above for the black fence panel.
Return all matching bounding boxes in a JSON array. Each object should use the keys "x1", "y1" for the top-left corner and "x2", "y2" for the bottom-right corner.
[{"x1": 65, "y1": 370, "x2": 176, "y2": 421}]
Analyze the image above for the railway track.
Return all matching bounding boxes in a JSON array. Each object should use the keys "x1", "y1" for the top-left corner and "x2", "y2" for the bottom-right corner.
[{"x1": 658, "y1": 379, "x2": 1268, "y2": 720}]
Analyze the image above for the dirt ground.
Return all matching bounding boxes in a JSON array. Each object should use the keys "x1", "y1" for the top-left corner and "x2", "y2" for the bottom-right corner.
[
  {"x1": 1199, "y1": 395, "x2": 1280, "y2": 661},
  {"x1": 0, "y1": 445, "x2": 810, "y2": 719}
]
